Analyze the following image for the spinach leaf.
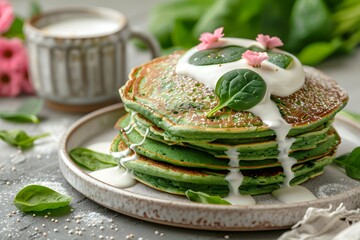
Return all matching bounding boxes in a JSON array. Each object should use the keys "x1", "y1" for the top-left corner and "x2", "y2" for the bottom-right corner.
[
  {"x1": 297, "y1": 38, "x2": 342, "y2": 66},
  {"x1": 149, "y1": 0, "x2": 360, "y2": 65},
  {"x1": 339, "y1": 110, "x2": 360, "y2": 124},
  {"x1": 193, "y1": 0, "x2": 264, "y2": 41},
  {"x1": 207, "y1": 69, "x2": 266, "y2": 118},
  {"x1": 185, "y1": 190, "x2": 230, "y2": 205},
  {"x1": 189, "y1": 46, "x2": 246, "y2": 66},
  {"x1": 0, "y1": 98, "x2": 44, "y2": 123},
  {"x1": 149, "y1": 0, "x2": 214, "y2": 49},
  {"x1": 266, "y1": 52, "x2": 293, "y2": 69},
  {"x1": 287, "y1": 0, "x2": 332, "y2": 52},
  {"x1": 69, "y1": 148, "x2": 118, "y2": 171},
  {"x1": 341, "y1": 29, "x2": 360, "y2": 54},
  {"x1": 14, "y1": 185, "x2": 72, "y2": 212},
  {"x1": 172, "y1": 18, "x2": 200, "y2": 49},
  {"x1": 332, "y1": 0, "x2": 360, "y2": 36},
  {"x1": 334, "y1": 147, "x2": 360, "y2": 180},
  {"x1": 190, "y1": 45, "x2": 293, "y2": 68},
  {"x1": 0, "y1": 130, "x2": 49, "y2": 149},
  {"x1": 2, "y1": 17, "x2": 25, "y2": 40}
]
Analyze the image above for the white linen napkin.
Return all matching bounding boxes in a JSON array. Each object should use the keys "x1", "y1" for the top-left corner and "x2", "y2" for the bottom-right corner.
[{"x1": 278, "y1": 204, "x2": 360, "y2": 240}]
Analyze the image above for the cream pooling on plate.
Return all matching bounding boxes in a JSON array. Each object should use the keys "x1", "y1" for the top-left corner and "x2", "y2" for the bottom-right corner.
[
  {"x1": 86, "y1": 142, "x2": 137, "y2": 188},
  {"x1": 176, "y1": 36, "x2": 316, "y2": 204}
]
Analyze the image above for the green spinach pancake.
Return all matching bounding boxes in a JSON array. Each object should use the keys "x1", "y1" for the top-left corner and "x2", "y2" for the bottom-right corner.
[{"x1": 111, "y1": 35, "x2": 348, "y2": 204}]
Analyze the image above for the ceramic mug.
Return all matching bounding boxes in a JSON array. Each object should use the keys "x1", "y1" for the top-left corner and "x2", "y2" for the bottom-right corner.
[{"x1": 24, "y1": 7, "x2": 160, "y2": 112}]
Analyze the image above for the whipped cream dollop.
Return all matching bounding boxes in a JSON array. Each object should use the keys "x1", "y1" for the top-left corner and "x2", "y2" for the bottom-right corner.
[{"x1": 176, "y1": 37, "x2": 305, "y2": 97}]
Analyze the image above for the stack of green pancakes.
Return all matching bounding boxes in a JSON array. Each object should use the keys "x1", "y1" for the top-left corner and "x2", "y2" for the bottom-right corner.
[{"x1": 111, "y1": 52, "x2": 348, "y2": 196}]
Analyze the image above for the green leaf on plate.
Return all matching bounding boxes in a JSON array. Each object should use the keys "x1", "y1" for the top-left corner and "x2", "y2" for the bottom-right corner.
[
  {"x1": 0, "y1": 130, "x2": 49, "y2": 149},
  {"x1": 185, "y1": 190, "x2": 230, "y2": 205},
  {"x1": 189, "y1": 46, "x2": 246, "y2": 66},
  {"x1": 14, "y1": 185, "x2": 72, "y2": 212},
  {"x1": 334, "y1": 147, "x2": 360, "y2": 180},
  {"x1": 0, "y1": 98, "x2": 44, "y2": 123},
  {"x1": 69, "y1": 148, "x2": 118, "y2": 171},
  {"x1": 207, "y1": 69, "x2": 266, "y2": 118}
]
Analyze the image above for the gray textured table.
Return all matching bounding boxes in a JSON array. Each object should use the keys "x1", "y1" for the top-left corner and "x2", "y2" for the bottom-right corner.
[{"x1": 1, "y1": 1, "x2": 360, "y2": 239}]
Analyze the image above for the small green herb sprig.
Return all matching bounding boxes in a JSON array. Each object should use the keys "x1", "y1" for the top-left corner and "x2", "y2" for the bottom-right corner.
[{"x1": 14, "y1": 185, "x2": 72, "y2": 212}]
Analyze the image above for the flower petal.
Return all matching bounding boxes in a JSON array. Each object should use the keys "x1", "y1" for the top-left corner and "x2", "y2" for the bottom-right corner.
[
  {"x1": 242, "y1": 50, "x2": 268, "y2": 68},
  {"x1": 0, "y1": 67, "x2": 22, "y2": 97},
  {"x1": 197, "y1": 27, "x2": 225, "y2": 50},
  {"x1": 256, "y1": 34, "x2": 283, "y2": 49},
  {"x1": 0, "y1": 0, "x2": 14, "y2": 34}
]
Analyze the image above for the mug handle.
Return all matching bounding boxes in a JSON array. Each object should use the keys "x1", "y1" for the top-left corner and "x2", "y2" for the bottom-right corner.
[{"x1": 129, "y1": 28, "x2": 161, "y2": 58}]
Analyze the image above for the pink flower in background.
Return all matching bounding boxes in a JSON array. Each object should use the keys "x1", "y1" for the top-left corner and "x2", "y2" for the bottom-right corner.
[
  {"x1": 0, "y1": 0, "x2": 14, "y2": 34},
  {"x1": 242, "y1": 50, "x2": 268, "y2": 68},
  {"x1": 0, "y1": 37, "x2": 34, "y2": 96},
  {"x1": 0, "y1": 65, "x2": 22, "y2": 97},
  {"x1": 256, "y1": 34, "x2": 283, "y2": 49},
  {"x1": 0, "y1": 38, "x2": 27, "y2": 68},
  {"x1": 198, "y1": 27, "x2": 224, "y2": 50}
]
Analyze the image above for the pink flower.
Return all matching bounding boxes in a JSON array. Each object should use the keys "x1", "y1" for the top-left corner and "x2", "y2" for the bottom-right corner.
[
  {"x1": 0, "y1": 65, "x2": 22, "y2": 97},
  {"x1": 197, "y1": 27, "x2": 224, "y2": 50},
  {"x1": 0, "y1": 38, "x2": 27, "y2": 69},
  {"x1": 0, "y1": 37, "x2": 34, "y2": 96},
  {"x1": 0, "y1": 0, "x2": 14, "y2": 34},
  {"x1": 256, "y1": 34, "x2": 283, "y2": 49},
  {"x1": 242, "y1": 50, "x2": 268, "y2": 68}
]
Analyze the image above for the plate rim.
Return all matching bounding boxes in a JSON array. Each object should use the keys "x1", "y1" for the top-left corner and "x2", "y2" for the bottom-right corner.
[{"x1": 58, "y1": 103, "x2": 360, "y2": 230}]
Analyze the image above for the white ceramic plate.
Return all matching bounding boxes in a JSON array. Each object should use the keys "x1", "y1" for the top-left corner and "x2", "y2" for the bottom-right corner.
[{"x1": 59, "y1": 103, "x2": 360, "y2": 231}]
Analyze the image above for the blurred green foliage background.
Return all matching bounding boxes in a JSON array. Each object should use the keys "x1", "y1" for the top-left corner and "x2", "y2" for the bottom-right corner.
[{"x1": 149, "y1": 0, "x2": 360, "y2": 65}]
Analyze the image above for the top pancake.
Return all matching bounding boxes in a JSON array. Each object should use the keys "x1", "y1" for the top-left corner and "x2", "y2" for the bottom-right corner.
[{"x1": 120, "y1": 52, "x2": 348, "y2": 140}]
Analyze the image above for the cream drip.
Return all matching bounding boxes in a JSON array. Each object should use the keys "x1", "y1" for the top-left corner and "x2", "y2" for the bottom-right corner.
[
  {"x1": 224, "y1": 148, "x2": 256, "y2": 205},
  {"x1": 124, "y1": 111, "x2": 137, "y2": 133},
  {"x1": 249, "y1": 100, "x2": 297, "y2": 187},
  {"x1": 118, "y1": 128, "x2": 149, "y2": 166},
  {"x1": 94, "y1": 115, "x2": 149, "y2": 189}
]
